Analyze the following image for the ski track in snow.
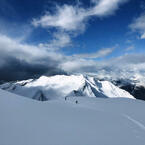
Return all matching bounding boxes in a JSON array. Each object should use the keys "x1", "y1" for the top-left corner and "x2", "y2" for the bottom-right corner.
[{"x1": 123, "y1": 114, "x2": 145, "y2": 131}]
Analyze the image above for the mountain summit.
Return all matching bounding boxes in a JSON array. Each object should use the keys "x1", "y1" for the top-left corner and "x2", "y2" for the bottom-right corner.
[{"x1": 0, "y1": 75, "x2": 134, "y2": 101}]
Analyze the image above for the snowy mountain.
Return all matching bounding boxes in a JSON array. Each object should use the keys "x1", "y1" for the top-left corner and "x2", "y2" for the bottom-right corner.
[
  {"x1": 0, "y1": 89, "x2": 145, "y2": 145},
  {"x1": 86, "y1": 72, "x2": 145, "y2": 101},
  {"x1": 0, "y1": 74, "x2": 135, "y2": 101},
  {"x1": 111, "y1": 79, "x2": 145, "y2": 101}
]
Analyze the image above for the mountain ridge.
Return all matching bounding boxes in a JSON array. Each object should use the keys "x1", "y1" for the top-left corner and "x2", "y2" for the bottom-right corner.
[{"x1": 0, "y1": 74, "x2": 135, "y2": 101}]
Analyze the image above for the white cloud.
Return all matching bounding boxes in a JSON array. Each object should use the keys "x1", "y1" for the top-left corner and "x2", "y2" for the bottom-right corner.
[
  {"x1": 42, "y1": 31, "x2": 72, "y2": 50},
  {"x1": 129, "y1": 13, "x2": 145, "y2": 39},
  {"x1": 0, "y1": 33, "x2": 68, "y2": 80},
  {"x1": 32, "y1": 0, "x2": 128, "y2": 32},
  {"x1": 0, "y1": 34, "x2": 64, "y2": 65},
  {"x1": 31, "y1": 0, "x2": 129, "y2": 51},
  {"x1": 3, "y1": 0, "x2": 145, "y2": 82},
  {"x1": 32, "y1": 5, "x2": 86, "y2": 32},
  {"x1": 60, "y1": 58, "x2": 97, "y2": 73},
  {"x1": 61, "y1": 53, "x2": 145, "y2": 85},
  {"x1": 0, "y1": 34, "x2": 113, "y2": 73},
  {"x1": 1, "y1": 33, "x2": 145, "y2": 84},
  {"x1": 88, "y1": 0, "x2": 128, "y2": 17},
  {"x1": 141, "y1": 33, "x2": 145, "y2": 39},
  {"x1": 125, "y1": 45, "x2": 134, "y2": 51},
  {"x1": 73, "y1": 47, "x2": 114, "y2": 59}
]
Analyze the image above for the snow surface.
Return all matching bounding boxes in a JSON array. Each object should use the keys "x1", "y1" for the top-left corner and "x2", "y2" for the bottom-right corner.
[
  {"x1": 0, "y1": 89, "x2": 144, "y2": 145},
  {"x1": 0, "y1": 74, "x2": 135, "y2": 100}
]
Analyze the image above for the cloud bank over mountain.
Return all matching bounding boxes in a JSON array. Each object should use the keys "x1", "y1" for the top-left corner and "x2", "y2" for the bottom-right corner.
[{"x1": 0, "y1": 32, "x2": 145, "y2": 82}]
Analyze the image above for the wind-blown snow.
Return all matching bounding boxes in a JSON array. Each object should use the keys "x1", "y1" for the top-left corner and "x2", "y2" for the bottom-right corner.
[
  {"x1": 0, "y1": 74, "x2": 135, "y2": 100},
  {"x1": 0, "y1": 89, "x2": 144, "y2": 145}
]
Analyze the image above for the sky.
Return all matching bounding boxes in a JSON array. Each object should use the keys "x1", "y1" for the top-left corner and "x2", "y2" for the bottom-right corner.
[{"x1": 0, "y1": 0, "x2": 145, "y2": 81}]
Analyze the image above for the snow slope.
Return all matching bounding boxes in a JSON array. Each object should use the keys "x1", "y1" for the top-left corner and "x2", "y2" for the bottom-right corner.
[
  {"x1": 0, "y1": 89, "x2": 144, "y2": 145},
  {"x1": 0, "y1": 75, "x2": 134, "y2": 100}
]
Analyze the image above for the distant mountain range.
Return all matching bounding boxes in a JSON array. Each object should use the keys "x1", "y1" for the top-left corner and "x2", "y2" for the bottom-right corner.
[
  {"x1": 0, "y1": 74, "x2": 135, "y2": 101},
  {"x1": 112, "y1": 79, "x2": 145, "y2": 101}
]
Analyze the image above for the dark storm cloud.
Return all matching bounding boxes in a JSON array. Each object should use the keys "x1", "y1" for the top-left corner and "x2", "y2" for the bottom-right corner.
[
  {"x1": 0, "y1": 34, "x2": 66, "y2": 81},
  {"x1": 0, "y1": 56, "x2": 65, "y2": 81}
]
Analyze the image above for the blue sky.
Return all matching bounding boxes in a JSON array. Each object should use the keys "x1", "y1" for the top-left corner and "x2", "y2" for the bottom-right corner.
[{"x1": 0, "y1": 0, "x2": 145, "y2": 80}]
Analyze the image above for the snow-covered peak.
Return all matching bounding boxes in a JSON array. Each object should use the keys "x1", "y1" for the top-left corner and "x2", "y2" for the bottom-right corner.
[
  {"x1": 100, "y1": 81, "x2": 134, "y2": 99},
  {"x1": 26, "y1": 75, "x2": 85, "y2": 89},
  {"x1": 0, "y1": 74, "x2": 135, "y2": 101}
]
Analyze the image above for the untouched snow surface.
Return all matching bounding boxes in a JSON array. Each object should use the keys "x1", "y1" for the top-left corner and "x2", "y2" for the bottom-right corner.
[
  {"x1": 0, "y1": 75, "x2": 134, "y2": 100},
  {"x1": 0, "y1": 89, "x2": 144, "y2": 145}
]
